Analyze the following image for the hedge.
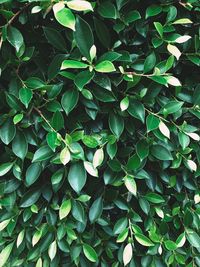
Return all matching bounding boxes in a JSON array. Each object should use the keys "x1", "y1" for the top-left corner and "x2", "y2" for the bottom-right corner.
[{"x1": 0, "y1": 0, "x2": 200, "y2": 266}]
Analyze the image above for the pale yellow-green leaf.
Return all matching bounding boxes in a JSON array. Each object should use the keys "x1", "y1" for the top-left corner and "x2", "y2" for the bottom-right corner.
[
  {"x1": 175, "y1": 35, "x2": 191, "y2": 44},
  {"x1": 0, "y1": 242, "x2": 14, "y2": 267},
  {"x1": 66, "y1": 0, "x2": 93, "y2": 11},
  {"x1": 59, "y1": 199, "x2": 71, "y2": 220},
  {"x1": 194, "y1": 194, "x2": 200, "y2": 204},
  {"x1": 186, "y1": 159, "x2": 197, "y2": 172},
  {"x1": 159, "y1": 121, "x2": 170, "y2": 139},
  {"x1": 185, "y1": 132, "x2": 200, "y2": 141},
  {"x1": 84, "y1": 161, "x2": 98, "y2": 177},
  {"x1": 60, "y1": 147, "x2": 71, "y2": 165},
  {"x1": 32, "y1": 230, "x2": 42, "y2": 247},
  {"x1": 36, "y1": 258, "x2": 42, "y2": 267},
  {"x1": 0, "y1": 219, "x2": 10, "y2": 231},
  {"x1": 124, "y1": 175, "x2": 137, "y2": 196},
  {"x1": 167, "y1": 44, "x2": 181, "y2": 60},
  {"x1": 53, "y1": 2, "x2": 65, "y2": 13},
  {"x1": 172, "y1": 18, "x2": 192, "y2": 24},
  {"x1": 120, "y1": 96, "x2": 129, "y2": 111},
  {"x1": 17, "y1": 230, "x2": 25, "y2": 248},
  {"x1": 93, "y1": 148, "x2": 104, "y2": 168},
  {"x1": 166, "y1": 76, "x2": 182, "y2": 86},
  {"x1": 123, "y1": 243, "x2": 133, "y2": 266},
  {"x1": 176, "y1": 233, "x2": 186, "y2": 248},
  {"x1": 90, "y1": 45, "x2": 96, "y2": 62},
  {"x1": 48, "y1": 240, "x2": 57, "y2": 261}
]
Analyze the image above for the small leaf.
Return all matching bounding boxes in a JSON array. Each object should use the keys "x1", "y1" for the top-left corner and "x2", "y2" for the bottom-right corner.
[
  {"x1": 0, "y1": 162, "x2": 13, "y2": 176},
  {"x1": 175, "y1": 35, "x2": 191, "y2": 44},
  {"x1": 159, "y1": 121, "x2": 170, "y2": 139},
  {"x1": 185, "y1": 132, "x2": 200, "y2": 141},
  {"x1": 61, "y1": 60, "x2": 88, "y2": 70},
  {"x1": 48, "y1": 240, "x2": 57, "y2": 261},
  {"x1": 89, "y1": 196, "x2": 103, "y2": 223},
  {"x1": 53, "y1": 4, "x2": 75, "y2": 31},
  {"x1": 68, "y1": 162, "x2": 87, "y2": 193},
  {"x1": 93, "y1": 148, "x2": 104, "y2": 168},
  {"x1": 0, "y1": 242, "x2": 14, "y2": 267},
  {"x1": 135, "y1": 233, "x2": 154, "y2": 246},
  {"x1": 166, "y1": 76, "x2": 181, "y2": 86},
  {"x1": 60, "y1": 147, "x2": 71, "y2": 165},
  {"x1": 66, "y1": 0, "x2": 93, "y2": 11},
  {"x1": 61, "y1": 88, "x2": 79, "y2": 115},
  {"x1": 146, "y1": 114, "x2": 160, "y2": 132},
  {"x1": 109, "y1": 112, "x2": 124, "y2": 138},
  {"x1": 59, "y1": 199, "x2": 71, "y2": 220},
  {"x1": 186, "y1": 159, "x2": 197, "y2": 172},
  {"x1": 120, "y1": 96, "x2": 129, "y2": 111},
  {"x1": 124, "y1": 175, "x2": 137, "y2": 196},
  {"x1": 172, "y1": 18, "x2": 192, "y2": 24},
  {"x1": 167, "y1": 44, "x2": 181, "y2": 60},
  {"x1": 123, "y1": 243, "x2": 133, "y2": 266},
  {"x1": 151, "y1": 144, "x2": 173, "y2": 160},
  {"x1": 84, "y1": 161, "x2": 98, "y2": 177},
  {"x1": 13, "y1": 114, "x2": 23, "y2": 124},
  {"x1": 154, "y1": 22, "x2": 163, "y2": 37},
  {"x1": 145, "y1": 192, "x2": 165, "y2": 204},
  {"x1": 95, "y1": 61, "x2": 116, "y2": 73},
  {"x1": 19, "y1": 87, "x2": 32, "y2": 108},
  {"x1": 17, "y1": 230, "x2": 25, "y2": 248},
  {"x1": 7, "y1": 26, "x2": 23, "y2": 52},
  {"x1": 83, "y1": 244, "x2": 98, "y2": 262}
]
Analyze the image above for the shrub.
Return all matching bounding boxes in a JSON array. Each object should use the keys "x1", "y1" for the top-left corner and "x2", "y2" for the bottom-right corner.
[{"x1": 0, "y1": 0, "x2": 200, "y2": 266}]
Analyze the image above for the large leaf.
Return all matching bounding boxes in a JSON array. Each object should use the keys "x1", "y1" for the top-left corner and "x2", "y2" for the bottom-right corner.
[{"x1": 68, "y1": 162, "x2": 87, "y2": 193}]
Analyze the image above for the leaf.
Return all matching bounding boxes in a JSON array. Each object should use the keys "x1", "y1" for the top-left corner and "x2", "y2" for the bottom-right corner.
[
  {"x1": 166, "y1": 76, "x2": 181, "y2": 86},
  {"x1": 151, "y1": 144, "x2": 173, "y2": 160},
  {"x1": 144, "y1": 52, "x2": 156, "y2": 73},
  {"x1": 123, "y1": 243, "x2": 133, "y2": 266},
  {"x1": 25, "y1": 162, "x2": 42, "y2": 186},
  {"x1": 146, "y1": 5, "x2": 162, "y2": 18},
  {"x1": 20, "y1": 189, "x2": 41, "y2": 208},
  {"x1": 93, "y1": 148, "x2": 104, "y2": 168},
  {"x1": 159, "y1": 121, "x2": 170, "y2": 139},
  {"x1": 36, "y1": 258, "x2": 42, "y2": 267},
  {"x1": 0, "y1": 219, "x2": 10, "y2": 231},
  {"x1": 117, "y1": 228, "x2": 129, "y2": 243},
  {"x1": 135, "y1": 233, "x2": 154, "y2": 246},
  {"x1": 61, "y1": 60, "x2": 88, "y2": 70},
  {"x1": 186, "y1": 230, "x2": 200, "y2": 248},
  {"x1": 113, "y1": 217, "x2": 128, "y2": 235},
  {"x1": 124, "y1": 175, "x2": 137, "y2": 196},
  {"x1": 162, "y1": 101, "x2": 184, "y2": 115},
  {"x1": 186, "y1": 132, "x2": 200, "y2": 141},
  {"x1": 145, "y1": 192, "x2": 165, "y2": 203},
  {"x1": 74, "y1": 70, "x2": 94, "y2": 90},
  {"x1": 186, "y1": 159, "x2": 197, "y2": 172},
  {"x1": 53, "y1": 3, "x2": 75, "y2": 31},
  {"x1": 167, "y1": 44, "x2": 181, "y2": 60},
  {"x1": 59, "y1": 199, "x2": 71, "y2": 219},
  {"x1": 17, "y1": 230, "x2": 25, "y2": 248},
  {"x1": 0, "y1": 242, "x2": 14, "y2": 267},
  {"x1": 82, "y1": 135, "x2": 99, "y2": 148},
  {"x1": 43, "y1": 27, "x2": 67, "y2": 52},
  {"x1": 0, "y1": 162, "x2": 13, "y2": 176},
  {"x1": 61, "y1": 88, "x2": 79, "y2": 115},
  {"x1": 68, "y1": 162, "x2": 87, "y2": 193},
  {"x1": 48, "y1": 240, "x2": 57, "y2": 261},
  {"x1": 175, "y1": 35, "x2": 191, "y2": 44},
  {"x1": 32, "y1": 230, "x2": 42, "y2": 246},
  {"x1": 19, "y1": 87, "x2": 33, "y2": 108},
  {"x1": 74, "y1": 16, "x2": 94, "y2": 60},
  {"x1": 32, "y1": 146, "x2": 53, "y2": 162},
  {"x1": 0, "y1": 118, "x2": 16, "y2": 145},
  {"x1": 13, "y1": 113, "x2": 23, "y2": 124},
  {"x1": 154, "y1": 22, "x2": 163, "y2": 37},
  {"x1": 109, "y1": 112, "x2": 124, "y2": 138},
  {"x1": 12, "y1": 131, "x2": 28, "y2": 159},
  {"x1": 128, "y1": 99, "x2": 145, "y2": 123},
  {"x1": 66, "y1": 0, "x2": 93, "y2": 11},
  {"x1": 47, "y1": 132, "x2": 57, "y2": 152},
  {"x1": 84, "y1": 161, "x2": 98, "y2": 177},
  {"x1": 89, "y1": 196, "x2": 103, "y2": 223},
  {"x1": 120, "y1": 96, "x2": 129, "y2": 111},
  {"x1": 172, "y1": 18, "x2": 192, "y2": 24},
  {"x1": 83, "y1": 244, "x2": 98, "y2": 262},
  {"x1": 136, "y1": 140, "x2": 149, "y2": 160},
  {"x1": 7, "y1": 26, "x2": 23, "y2": 52},
  {"x1": 95, "y1": 61, "x2": 116, "y2": 73},
  {"x1": 60, "y1": 147, "x2": 71, "y2": 165},
  {"x1": 146, "y1": 114, "x2": 160, "y2": 132},
  {"x1": 164, "y1": 240, "x2": 177, "y2": 251}
]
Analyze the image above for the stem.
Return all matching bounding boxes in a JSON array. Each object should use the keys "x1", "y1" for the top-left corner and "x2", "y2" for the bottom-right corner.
[
  {"x1": 145, "y1": 108, "x2": 169, "y2": 123},
  {"x1": 34, "y1": 107, "x2": 66, "y2": 144}
]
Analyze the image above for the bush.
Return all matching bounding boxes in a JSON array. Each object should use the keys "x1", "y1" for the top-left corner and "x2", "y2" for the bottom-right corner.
[{"x1": 0, "y1": 0, "x2": 200, "y2": 266}]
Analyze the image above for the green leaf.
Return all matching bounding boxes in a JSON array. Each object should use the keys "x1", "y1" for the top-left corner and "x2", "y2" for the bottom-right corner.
[
  {"x1": 144, "y1": 192, "x2": 165, "y2": 204},
  {"x1": 146, "y1": 5, "x2": 162, "y2": 18},
  {"x1": 135, "y1": 233, "x2": 154, "y2": 246},
  {"x1": 0, "y1": 242, "x2": 14, "y2": 267},
  {"x1": 25, "y1": 162, "x2": 42, "y2": 186},
  {"x1": 154, "y1": 22, "x2": 163, "y2": 37},
  {"x1": 164, "y1": 240, "x2": 177, "y2": 251},
  {"x1": 172, "y1": 18, "x2": 192, "y2": 24},
  {"x1": 127, "y1": 154, "x2": 141, "y2": 171},
  {"x1": 0, "y1": 162, "x2": 13, "y2": 177},
  {"x1": 136, "y1": 140, "x2": 149, "y2": 160},
  {"x1": 7, "y1": 26, "x2": 23, "y2": 52},
  {"x1": 20, "y1": 189, "x2": 41, "y2": 208},
  {"x1": 144, "y1": 52, "x2": 156, "y2": 73},
  {"x1": 151, "y1": 144, "x2": 173, "y2": 160},
  {"x1": 68, "y1": 162, "x2": 87, "y2": 193},
  {"x1": 162, "y1": 101, "x2": 184, "y2": 115},
  {"x1": 109, "y1": 112, "x2": 124, "y2": 138},
  {"x1": 59, "y1": 199, "x2": 71, "y2": 220},
  {"x1": 98, "y1": 2, "x2": 117, "y2": 19},
  {"x1": 0, "y1": 118, "x2": 16, "y2": 145},
  {"x1": 84, "y1": 161, "x2": 98, "y2": 177},
  {"x1": 13, "y1": 113, "x2": 23, "y2": 124},
  {"x1": 125, "y1": 10, "x2": 141, "y2": 24},
  {"x1": 186, "y1": 230, "x2": 200, "y2": 248},
  {"x1": 19, "y1": 87, "x2": 33, "y2": 108},
  {"x1": 113, "y1": 217, "x2": 128, "y2": 235},
  {"x1": 93, "y1": 148, "x2": 104, "y2": 168},
  {"x1": 48, "y1": 240, "x2": 57, "y2": 261},
  {"x1": 60, "y1": 147, "x2": 71, "y2": 165},
  {"x1": 83, "y1": 244, "x2": 98, "y2": 262},
  {"x1": 61, "y1": 88, "x2": 79, "y2": 115},
  {"x1": 61, "y1": 60, "x2": 88, "y2": 70},
  {"x1": 82, "y1": 135, "x2": 99, "y2": 148},
  {"x1": 146, "y1": 114, "x2": 160, "y2": 132},
  {"x1": 12, "y1": 131, "x2": 28, "y2": 159},
  {"x1": 32, "y1": 146, "x2": 54, "y2": 162},
  {"x1": 74, "y1": 70, "x2": 94, "y2": 90},
  {"x1": 89, "y1": 196, "x2": 103, "y2": 223},
  {"x1": 43, "y1": 27, "x2": 67, "y2": 52},
  {"x1": 95, "y1": 61, "x2": 116, "y2": 73},
  {"x1": 120, "y1": 96, "x2": 129, "y2": 111},
  {"x1": 117, "y1": 228, "x2": 129, "y2": 243},
  {"x1": 128, "y1": 99, "x2": 145, "y2": 123},
  {"x1": 47, "y1": 132, "x2": 57, "y2": 152},
  {"x1": 53, "y1": 3, "x2": 75, "y2": 31},
  {"x1": 74, "y1": 16, "x2": 94, "y2": 60}
]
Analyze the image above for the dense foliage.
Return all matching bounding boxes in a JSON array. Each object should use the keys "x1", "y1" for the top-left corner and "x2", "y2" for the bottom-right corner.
[{"x1": 0, "y1": 0, "x2": 200, "y2": 266}]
